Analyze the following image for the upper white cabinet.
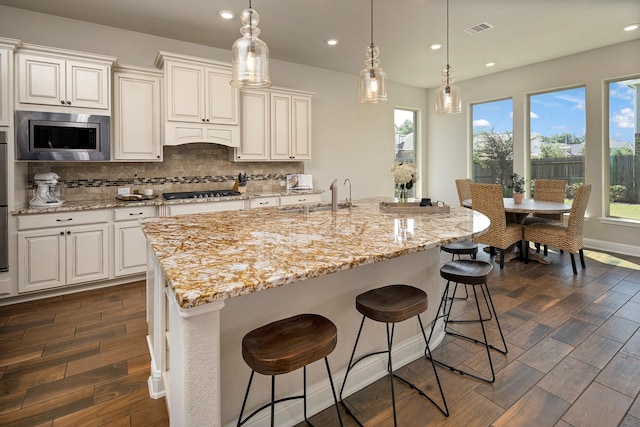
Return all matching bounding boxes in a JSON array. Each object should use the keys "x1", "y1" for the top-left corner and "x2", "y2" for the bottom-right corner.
[
  {"x1": 155, "y1": 51, "x2": 240, "y2": 147},
  {"x1": 0, "y1": 38, "x2": 20, "y2": 126},
  {"x1": 16, "y1": 44, "x2": 115, "y2": 113},
  {"x1": 113, "y1": 65, "x2": 163, "y2": 161},
  {"x1": 234, "y1": 87, "x2": 313, "y2": 162}
]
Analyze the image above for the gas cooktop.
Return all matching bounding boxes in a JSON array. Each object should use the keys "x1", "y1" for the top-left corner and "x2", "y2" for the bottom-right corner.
[{"x1": 162, "y1": 190, "x2": 242, "y2": 200}]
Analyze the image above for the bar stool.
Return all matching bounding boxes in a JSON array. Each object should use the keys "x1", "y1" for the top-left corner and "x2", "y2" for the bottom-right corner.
[
  {"x1": 440, "y1": 240, "x2": 478, "y2": 301},
  {"x1": 237, "y1": 313, "x2": 343, "y2": 427},
  {"x1": 340, "y1": 284, "x2": 448, "y2": 426},
  {"x1": 427, "y1": 259, "x2": 508, "y2": 383}
]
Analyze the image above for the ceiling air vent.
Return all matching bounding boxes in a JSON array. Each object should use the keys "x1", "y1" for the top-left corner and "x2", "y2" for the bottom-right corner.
[{"x1": 463, "y1": 22, "x2": 493, "y2": 35}]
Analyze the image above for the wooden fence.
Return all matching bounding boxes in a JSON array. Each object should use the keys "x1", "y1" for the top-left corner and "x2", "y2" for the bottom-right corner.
[{"x1": 473, "y1": 155, "x2": 639, "y2": 203}]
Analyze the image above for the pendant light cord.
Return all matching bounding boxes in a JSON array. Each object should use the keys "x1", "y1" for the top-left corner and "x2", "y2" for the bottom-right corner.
[
  {"x1": 370, "y1": 0, "x2": 375, "y2": 68},
  {"x1": 445, "y1": 0, "x2": 451, "y2": 88}
]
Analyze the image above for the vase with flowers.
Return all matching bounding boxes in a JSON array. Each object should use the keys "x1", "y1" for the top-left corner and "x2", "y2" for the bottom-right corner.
[
  {"x1": 508, "y1": 173, "x2": 526, "y2": 204},
  {"x1": 391, "y1": 162, "x2": 419, "y2": 205}
]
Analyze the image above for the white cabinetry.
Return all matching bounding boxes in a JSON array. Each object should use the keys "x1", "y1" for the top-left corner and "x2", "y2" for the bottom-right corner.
[
  {"x1": 16, "y1": 45, "x2": 115, "y2": 112},
  {"x1": 279, "y1": 193, "x2": 322, "y2": 206},
  {"x1": 248, "y1": 196, "x2": 279, "y2": 209},
  {"x1": 155, "y1": 52, "x2": 240, "y2": 147},
  {"x1": 166, "y1": 200, "x2": 244, "y2": 216},
  {"x1": 234, "y1": 87, "x2": 313, "y2": 162},
  {"x1": 0, "y1": 38, "x2": 20, "y2": 126},
  {"x1": 113, "y1": 205, "x2": 156, "y2": 277},
  {"x1": 17, "y1": 210, "x2": 109, "y2": 293},
  {"x1": 113, "y1": 65, "x2": 163, "y2": 161}
]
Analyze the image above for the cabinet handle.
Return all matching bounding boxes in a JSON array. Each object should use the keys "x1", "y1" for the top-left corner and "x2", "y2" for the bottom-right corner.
[
  {"x1": 56, "y1": 218, "x2": 73, "y2": 222},
  {"x1": 259, "y1": 202, "x2": 269, "y2": 205},
  {"x1": 298, "y1": 198, "x2": 307, "y2": 202},
  {"x1": 129, "y1": 212, "x2": 144, "y2": 216}
]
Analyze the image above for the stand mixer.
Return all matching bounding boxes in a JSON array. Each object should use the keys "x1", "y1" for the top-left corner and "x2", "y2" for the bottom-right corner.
[{"x1": 30, "y1": 172, "x2": 64, "y2": 207}]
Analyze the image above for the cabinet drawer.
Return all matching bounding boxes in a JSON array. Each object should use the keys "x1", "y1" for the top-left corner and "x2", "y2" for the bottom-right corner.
[
  {"x1": 279, "y1": 193, "x2": 322, "y2": 206},
  {"x1": 17, "y1": 210, "x2": 109, "y2": 230},
  {"x1": 167, "y1": 200, "x2": 244, "y2": 216},
  {"x1": 114, "y1": 206, "x2": 157, "y2": 221},
  {"x1": 249, "y1": 197, "x2": 279, "y2": 209}
]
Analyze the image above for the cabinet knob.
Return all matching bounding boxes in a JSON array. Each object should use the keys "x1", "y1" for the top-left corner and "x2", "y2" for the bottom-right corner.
[
  {"x1": 60, "y1": 231, "x2": 64, "y2": 236},
  {"x1": 202, "y1": 118, "x2": 206, "y2": 122},
  {"x1": 66, "y1": 101, "x2": 72, "y2": 105},
  {"x1": 60, "y1": 100, "x2": 65, "y2": 105},
  {"x1": 206, "y1": 119, "x2": 210, "y2": 122},
  {"x1": 66, "y1": 230, "x2": 71, "y2": 235}
]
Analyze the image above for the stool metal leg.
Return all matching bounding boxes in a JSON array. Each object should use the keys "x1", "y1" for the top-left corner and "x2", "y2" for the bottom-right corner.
[
  {"x1": 237, "y1": 370, "x2": 256, "y2": 427},
  {"x1": 386, "y1": 323, "x2": 398, "y2": 427},
  {"x1": 427, "y1": 281, "x2": 508, "y2": 384},
  {"x1": 271, "y1": 375, "x2": 276, "y2": 427},
  {"x1": 324, "y1": 357, "x2": 344, "y2": 426}
]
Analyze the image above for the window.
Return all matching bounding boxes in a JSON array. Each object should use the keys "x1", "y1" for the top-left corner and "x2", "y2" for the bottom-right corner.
[
  {"x1": 608, "y1": 78, "x2": 640, "y2": 220},
  {"x1": 529, "y1": 87, "x2": 586, "y2": 204},
  {"x1": 472, "y1": 99, "x2": 513, "y2": 191},
  {"x1": 394, "y1": 109, "x2": 417, "y2": 198}
]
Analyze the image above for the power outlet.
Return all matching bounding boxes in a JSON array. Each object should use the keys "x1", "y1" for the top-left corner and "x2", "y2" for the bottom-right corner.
[{"x1": 280, "y1": 180, "x2": 286, "y2": 187}]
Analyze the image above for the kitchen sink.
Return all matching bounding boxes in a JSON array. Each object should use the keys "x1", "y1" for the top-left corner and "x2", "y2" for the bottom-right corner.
[{"x1": 279, "y1": 203, "x2": 354, "y2": 213}]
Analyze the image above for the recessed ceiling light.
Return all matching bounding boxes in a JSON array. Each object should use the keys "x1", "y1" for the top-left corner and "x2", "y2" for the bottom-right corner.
[
  {"x1": 326, "y1": 39, "x2": 339, "y2": 46},
  {"x1": 485, "y1": 62, "x2": 496, "y2": 67},
  {"x1": 218, "y1": 10, "x2": 235, "y2": 20},
  {"x1": 429, "y1": 43, "x2": 442, "y2": 50},
  {"x1": 623, "y1": 23, "x2": 639, "y2": 32}
]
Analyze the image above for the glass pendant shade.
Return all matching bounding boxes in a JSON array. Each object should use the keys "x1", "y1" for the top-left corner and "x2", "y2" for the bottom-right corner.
[
  {"x1": 435, "y1": 67, "x2": 461, "y2": 114},
  {"x1": 231, "y1": 7, "x2": 271, "y2": 88},
  {"x1": 359, "y1": 44, "x2": 387, "y2": 104}
]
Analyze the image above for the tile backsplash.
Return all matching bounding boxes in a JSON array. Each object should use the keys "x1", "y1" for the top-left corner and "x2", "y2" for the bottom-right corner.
[{"x1": 28, "y1": 144, "x2": 303, "y2": 201}]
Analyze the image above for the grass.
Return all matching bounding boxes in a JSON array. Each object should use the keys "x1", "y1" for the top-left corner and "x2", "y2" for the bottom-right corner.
[{"x1": 610, "y1": 203, "x2": 640, "y2": 220}]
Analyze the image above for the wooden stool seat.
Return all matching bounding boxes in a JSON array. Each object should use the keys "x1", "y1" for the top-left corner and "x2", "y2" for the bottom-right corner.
[
  {"x1": 238, "y1": 313, "x2": 343, "y2": 426},
  {"x1": 356, "y1": 284, "x2": 428, "y2": 323},
  {"x1": 242, "y1": 313, "x2": 337, "y2": 376},
  {"x1": 441, "y1": 240, "x2": 478, "y2": 259},
  {"x1": 440, "y1": 259, "x2": 492, "y2": 285}
]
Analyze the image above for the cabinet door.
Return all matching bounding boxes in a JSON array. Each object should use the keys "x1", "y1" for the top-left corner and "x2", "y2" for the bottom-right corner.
[
  {"x1": 66, "y1": 224, "x2": 109, "y2": 285},
  {"x1": 270, "y1": 93, "x2": 292, "y2": 160},
  {"x1": 206, "y1": 68, "x2": 239, "y2": 125},
  {"x1": 66, "y1": 60, "x2": 109, "y2": 109},
  {"x1": 18, "y1": 228, "x2": 66, "y2": 292},
  {"x1": 166, "y1": 62, "x2": 205, "y2": 123},
  {"x1": 113, "y1": 71, "x2": 162, "y2": 160},
  {"x1": 291, "y1": 96, "x2": 312, "y2": 160},
  {"x1": 18, "y1": 54, "x2": 65, "y2": 107},
  {"x1": 0, "y1": 48, "x2": 10, "y2": 126},
  {"x1": 236, "y1": 90, "x2": 269, "y2": 160},
  {"x1": 114, "y1": 221, "x2": 148, "y2": 276}
]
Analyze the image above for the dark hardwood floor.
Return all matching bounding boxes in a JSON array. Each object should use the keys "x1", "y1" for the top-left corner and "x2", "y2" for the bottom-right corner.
[{"x1": 2, "y1": 247, "x2": 640, "y2": 426}]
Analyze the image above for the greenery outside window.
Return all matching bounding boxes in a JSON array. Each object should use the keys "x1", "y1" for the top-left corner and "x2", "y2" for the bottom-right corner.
[
  {"x1": 394, "y1": 109, "x2": 418, "y2": 199},
  {"x1": 529, "y1": 87, "x2": 586, "y2": 205},
  {"x1": 608, "y1": 78, "x2": 639, "y2": 220},
  {"x1": 472, "y1": 99, "x2": 514, "y2": 193}
]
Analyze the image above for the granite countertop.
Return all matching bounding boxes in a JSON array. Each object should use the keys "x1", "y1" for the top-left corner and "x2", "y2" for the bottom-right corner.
[
  {"x1": 140, "y1": 198, "x2": 491, "y2": 308},
  {"x1": 12, "y1": 190, "x2": 323, "y2": 215}
]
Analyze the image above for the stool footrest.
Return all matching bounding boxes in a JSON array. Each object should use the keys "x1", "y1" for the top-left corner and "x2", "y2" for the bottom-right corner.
[{"x1": 444, "y1": 330, "x2": 508, "y2": 355}]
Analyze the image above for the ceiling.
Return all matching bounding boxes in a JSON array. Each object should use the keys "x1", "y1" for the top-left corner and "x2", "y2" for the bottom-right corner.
[{"x1": 1, "y1": 0, "x2": 639, "y2": 88}]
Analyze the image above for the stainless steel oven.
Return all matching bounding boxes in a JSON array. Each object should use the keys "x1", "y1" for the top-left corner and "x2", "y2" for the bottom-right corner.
[{"x1": 0, "y1": 130, "x2": 8, "y2": 271}]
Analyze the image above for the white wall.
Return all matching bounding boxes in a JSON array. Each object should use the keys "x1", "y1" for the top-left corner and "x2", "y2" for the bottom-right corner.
[
  {"x1": 427, "y1": 39, "x2": 640, "y2": 254},
  {"x1": 0, "y1": 5, "x2": 427, "y2": 204}
]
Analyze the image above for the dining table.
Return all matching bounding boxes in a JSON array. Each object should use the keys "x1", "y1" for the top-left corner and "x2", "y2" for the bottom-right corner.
[{"x1": 463, "y1": 197, "x2": 573, "y2": 264}]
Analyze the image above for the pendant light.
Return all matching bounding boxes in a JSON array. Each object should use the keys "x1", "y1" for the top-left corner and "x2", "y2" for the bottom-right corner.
[
  {"x1": 231, "y1": 0, "x2": 271, "y2": 88},
  {"x1": 435, "y1": 0, "x2": 461, "y2": 114},
  {"x1": 358, "y1": 0, "x2": 387, "y2": 104}
]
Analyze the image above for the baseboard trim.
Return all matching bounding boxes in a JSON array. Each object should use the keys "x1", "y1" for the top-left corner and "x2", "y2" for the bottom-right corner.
[{"x1": 585, "y1": 238, "x2": 640, "y2": 257}]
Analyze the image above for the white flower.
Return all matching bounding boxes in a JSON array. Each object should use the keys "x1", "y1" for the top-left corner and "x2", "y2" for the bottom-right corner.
[{"x1": 391, "y1": 162, "x2": 418, "y2": 185}]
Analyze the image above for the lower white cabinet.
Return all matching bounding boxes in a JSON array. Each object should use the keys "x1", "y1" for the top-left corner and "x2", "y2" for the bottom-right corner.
[
  {"x1": 18, "y1": 223, "x2": 109, "y2": 293},
  {"x1": 113, "y1": 206, "x2": 156, "y2": 277},
  {"x1": 17, "y1": 210, "x2": 110, "y2": 293},
  {"x1": 166, "y1": 200, "x2": 243, "y2": 216},
  {"x1": 279, "y1": 193, "x2": 322, "y2": 206}
]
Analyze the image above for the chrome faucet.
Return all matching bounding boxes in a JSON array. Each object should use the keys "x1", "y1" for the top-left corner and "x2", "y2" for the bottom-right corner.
[
  {"x1": 343, "y1": 178, "x2": 352, "y2": 207},
  {"x1": 330, "y1": 179, "x2": 338, "y2": 211}
]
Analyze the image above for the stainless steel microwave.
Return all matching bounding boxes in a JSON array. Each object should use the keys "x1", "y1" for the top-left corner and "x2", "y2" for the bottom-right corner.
[{"x1": 15, "y1": 110, "x2": 110, "y2": 161}]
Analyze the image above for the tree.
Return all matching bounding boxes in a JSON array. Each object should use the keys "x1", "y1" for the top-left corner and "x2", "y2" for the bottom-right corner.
[
  {"x1": 611, "y1": 146, "x2": 634, "y2": 156},
  {"x1": 540, "y1": 143, "x2": 567, "y2": 158},
  {"x1": 473, "y1": 130, "x2": 513, "y2": 186},
  {"x1": 395, "y1": 119, "x2": 413, "y2": 136}
]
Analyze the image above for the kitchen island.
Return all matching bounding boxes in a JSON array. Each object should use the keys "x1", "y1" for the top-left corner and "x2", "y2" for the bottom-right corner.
[{"x1": 141, "y1": 198, "x2": 490, "y2": 426}]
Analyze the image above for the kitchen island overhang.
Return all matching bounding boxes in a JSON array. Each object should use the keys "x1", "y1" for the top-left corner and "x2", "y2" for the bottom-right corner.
[{"x1": 142, "y1": 198, "x2": 490, "y2": 426}]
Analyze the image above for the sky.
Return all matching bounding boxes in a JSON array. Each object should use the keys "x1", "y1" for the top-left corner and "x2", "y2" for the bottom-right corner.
[{"x1": 472, "y1": 81, "x2": 637, "y2": 145}]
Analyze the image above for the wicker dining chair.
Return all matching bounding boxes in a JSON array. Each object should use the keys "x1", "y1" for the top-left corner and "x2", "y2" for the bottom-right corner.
[
  {"x1": 470, "y1": 183, "x2": 523, "y2": 269},
  {"x1": 524, "y1": 179, "x2": 567, "y2": 254},
  {"x1": 524, "y1": 184, "x2": 591, "y2": 275},
  {"x1": 442, "y1": 179, "x2": 478, "y2": 260}
]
